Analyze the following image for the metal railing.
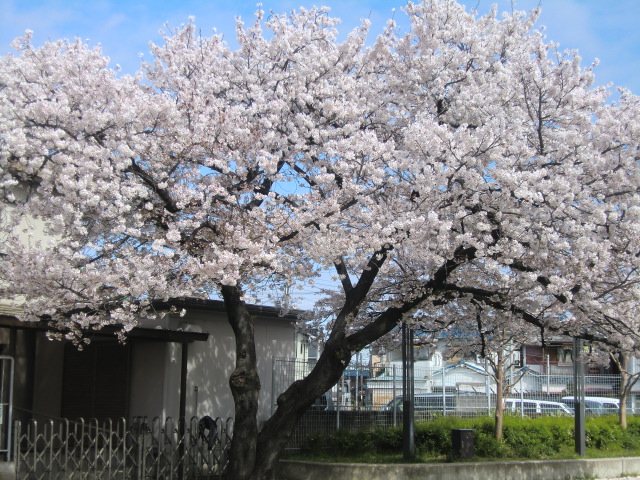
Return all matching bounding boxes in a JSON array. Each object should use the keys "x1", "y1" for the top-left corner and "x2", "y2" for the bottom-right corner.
[
  {"x1": 14, "y1": 416, "x2": 233, "y2": 480},
  {"x1": 273, "y1": 358, "x2": 638, "y2": 450}
]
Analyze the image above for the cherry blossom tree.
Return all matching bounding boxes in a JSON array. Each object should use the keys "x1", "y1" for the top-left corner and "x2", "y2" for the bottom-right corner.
[
  {"x1": 586, "y1": 345, "x2": 640, "y2": 429},
  {"x1": 420, "y1": 303, "x2": 540, "y2": 441},
  {"x1": 1, "y1": 1, "x2": 640, "y2": 478}
]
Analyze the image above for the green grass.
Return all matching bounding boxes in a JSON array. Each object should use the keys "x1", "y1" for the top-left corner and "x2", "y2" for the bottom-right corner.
[{"x1": 290, "y1": 415, "x2": 640, "y2": 464}]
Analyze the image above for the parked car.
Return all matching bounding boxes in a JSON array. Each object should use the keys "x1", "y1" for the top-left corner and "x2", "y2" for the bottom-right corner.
[
  {"x1": 504, "y1": 398, "x2": 574, "y2": 417},
  {"x1": 560, "y1": 396, "x2": 621, "y2": 415},
  {"x1": 381, "y1": 393, "x2": 488, "y2": 418},
  {"x1": 381, "y1": 393, "x2": 455, "y2": 415}
]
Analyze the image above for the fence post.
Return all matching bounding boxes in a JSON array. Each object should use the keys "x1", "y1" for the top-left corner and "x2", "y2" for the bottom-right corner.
[
  {"x1": 485, "y1": 364, "x2": 491, "y2": 415},
  {"x1": 574, "y1": 337, "x2": 586, "y2": 456},
  {"x1": 355, "y1": 357, "x2": 360, "y2": 412},
  {"x1": 108, "y1": 419, "x2": 114, "y2": 479},
  {"x1": 442, "y1": 365, "x2": 446, "y2": 416},
  {"x1": 547, "y1": 354, "x2": 551, "y2": 395},
  {"x1": 0, "y1": 357, "x2": 14, "y2": 462},
  {"x1": 29, "y1": 421, "x2": 35, "y2": 475},
  {"x1": 392, "y1": 365, "x2": 397, "y2": 427},
  {"x1": 337, "y1": 371, "x2": 342, "y2": 430},
  {"x1": 402, "y1": 324, "x2": 415, "y2": 460},
  {"x1": 140, "y1": 419, "x2": 147, "y2": 480},
  {"x1": 92, "y1": 419, "x2": 99, "y2": 479},
  {"x1": 48, "y1": 421, "x2": 58, "y2": 479},
  {"x1": 13, "y1": 420, "x2": 19, "y2": 475},
  {"x1": 121, "y1": 419, "x2": 128, "y2": 479},
  {"x1": 271, "y1": 357, "x2": 277, "y2": 416}
]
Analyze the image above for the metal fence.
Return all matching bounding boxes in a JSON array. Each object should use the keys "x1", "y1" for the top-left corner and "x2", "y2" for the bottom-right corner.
[
  {"x1": 0, "y1": 356, "x2": 13, "y2": 461},
  {"x1": 273, "y1": 358, "x2": 638, "y2": 450},
  {"x1": 14, "y1": 416, "x2": 233, "y2": 480}
]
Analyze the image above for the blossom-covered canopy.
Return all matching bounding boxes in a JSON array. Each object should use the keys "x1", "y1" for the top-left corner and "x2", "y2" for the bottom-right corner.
[{"x1": 1, "y1": 0, "x2": 639, "y2": 368}]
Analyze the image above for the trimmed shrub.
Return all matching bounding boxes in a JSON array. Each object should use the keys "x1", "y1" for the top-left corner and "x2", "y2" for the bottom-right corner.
[{"x1": 296, "y1": 415, "x2": 640, "y2": 462}]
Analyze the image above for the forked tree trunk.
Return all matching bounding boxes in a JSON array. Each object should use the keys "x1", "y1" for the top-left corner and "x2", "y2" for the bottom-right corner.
[
  {"x1": 220, "y1": 248, "x2": 415, "y2": 479},
  {"x1": 221, "y1": 285, "x2": 364, "y2": 480},
  {"x1": 250, "y1": 341, "x2": 352, "y2": 479}
]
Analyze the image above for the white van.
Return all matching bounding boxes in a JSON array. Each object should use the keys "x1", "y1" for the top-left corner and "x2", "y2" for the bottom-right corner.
[
  {"x1": 504, "y1": 398, "x2": 574, "y2": 417},
  {"x1": 560, "y1": 396, "x2": 620, "y2": 415}
]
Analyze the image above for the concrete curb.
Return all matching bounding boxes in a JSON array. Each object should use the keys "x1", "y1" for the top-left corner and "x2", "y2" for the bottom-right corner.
[
  {"x1": 0, "y1": 462, "x2": 14, "y2": 480},
  {"x1": 278, "y1": 457, "x2": 640, "y2": 480}
]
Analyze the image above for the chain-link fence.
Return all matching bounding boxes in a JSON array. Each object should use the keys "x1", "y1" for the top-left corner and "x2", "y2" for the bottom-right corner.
[{"x1": 273, "y1": 358, "x2": 639, "y2": 450}]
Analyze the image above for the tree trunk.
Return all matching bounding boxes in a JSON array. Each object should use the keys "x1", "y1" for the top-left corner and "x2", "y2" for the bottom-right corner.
[
  {"x1": 494, "y1": 366, "x2": 505, "y2": 442},
  {"x1": 220, "y1": 249, "x2": 408, "y2": 479},
  {"x1": 250, "y1": 342, "x2": 352, "y2": 479},
  {"x1": 221, "y1": 285, "x2": 365, "y2": 480},
  {"x1": 221, "y1": 285, "x2": 261, "y2": 480},
  {"x1": 620, "y1": 370, "x2": 629, "y2": 429}
]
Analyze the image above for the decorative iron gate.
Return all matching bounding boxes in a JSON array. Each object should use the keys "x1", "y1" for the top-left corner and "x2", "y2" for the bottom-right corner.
[{"x1": 14, "y1": 416, "x2": 232, "y2": 479}]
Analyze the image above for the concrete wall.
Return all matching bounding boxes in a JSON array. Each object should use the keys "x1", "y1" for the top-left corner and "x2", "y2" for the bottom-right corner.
[
  {"x1": 278, "y1": 457, "x2": 640, "y2": 480},
  {"x1": 130, "y1": 309, "x2": 297, "y2": 422},
  {"x1": 162, "y1": 311, "x2": 296, "y2": 422}
]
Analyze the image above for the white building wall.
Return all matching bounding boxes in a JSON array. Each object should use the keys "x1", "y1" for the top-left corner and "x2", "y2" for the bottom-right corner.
[
  {"x1": 254, "y1": 316, "x2": 297, "y2": 422},
  {"x1": 0, "y1": 186, "x2": 50, "y2": 316},
  {"x1": 10, "y1": 304, "x2": 296, "y2": 423},
  {"x1": 128, "y1": 341, "x2": 168, "y2": 419},
  {"x1": 138, "y1": 309, "x2": 298, "y2": 422},
  {"x1": 179, "y1": 312, "x2": 236, "y2": 421}
]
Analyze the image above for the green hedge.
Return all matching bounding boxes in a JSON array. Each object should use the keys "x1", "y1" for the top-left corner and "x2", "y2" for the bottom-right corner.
[{"x1": 298, "y1": 415, "x2": 640, "y2": 462}]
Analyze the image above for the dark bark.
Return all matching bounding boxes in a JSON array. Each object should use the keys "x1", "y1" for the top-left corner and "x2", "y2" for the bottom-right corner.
[
  {"x1": 221, "y1": 285, "x2": 261, "y2": 480},
  {"x1": 219, "y1": 244, "x2": 481, "y2": 479},
  {"x1": 221, "y1": 287, "x2": 382, "y2": 480}
]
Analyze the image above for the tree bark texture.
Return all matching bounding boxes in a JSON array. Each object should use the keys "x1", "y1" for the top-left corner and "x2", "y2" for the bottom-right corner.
[
  {"x1": 619, "y1": 357, "x2": 629, "y2": 429},
  {"x1": 221, "y1": 288, "x2": 402, "y2": 478},
  {"x1": 220, "y1": 247, "x2": 474, "y2": 479},
  {"x1": 221, "y1": 285, "x2": 261, "y2": 480}
]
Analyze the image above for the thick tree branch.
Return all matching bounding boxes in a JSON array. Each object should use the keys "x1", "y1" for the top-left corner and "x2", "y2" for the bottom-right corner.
[
  {"x1": 126, "y1": 160, "x2": 180, "y2": 214},
  {"x1": 333, "y1": 256, "x2": 353, "y2": 294}
]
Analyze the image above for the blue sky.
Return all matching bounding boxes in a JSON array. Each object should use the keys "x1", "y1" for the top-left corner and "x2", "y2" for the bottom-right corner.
[{"x1": 1, "y1": 0, "x2": 639, "y2": 94}]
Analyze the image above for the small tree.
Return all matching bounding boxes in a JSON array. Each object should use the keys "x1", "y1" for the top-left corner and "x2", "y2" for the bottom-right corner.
[
  {"x1": 602, "y1": 350, "x2": 640, "y2": 428},
  {"x1": 2, "y1": 2, "x2": 640, "y2": 478},
  {"x1": 432, "y1": 303, "x2": 538, "y2": 441}
]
